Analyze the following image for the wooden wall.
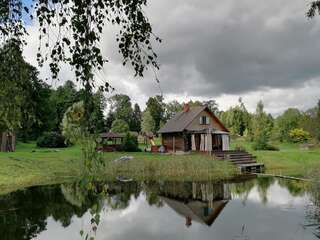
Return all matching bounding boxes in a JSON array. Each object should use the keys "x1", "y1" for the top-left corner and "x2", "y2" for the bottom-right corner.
[
  {"x1": 162, "y1": 133, "x2": 185, "y2": 152},
  {"x1": 185, "y1": 109, "x2": 226, "y2": 132}
]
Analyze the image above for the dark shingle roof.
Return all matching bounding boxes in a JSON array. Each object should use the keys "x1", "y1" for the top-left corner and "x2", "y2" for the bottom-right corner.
[
  {"x1": 100, "y1": 132, "x2": 124, "y2": 138},
  {"x1": 158, "y1": 106, "x2": 206, "y2": 133}
]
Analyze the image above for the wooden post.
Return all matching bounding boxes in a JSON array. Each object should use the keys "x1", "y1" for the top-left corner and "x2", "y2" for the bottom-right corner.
[{"x1": 173, "y1": 136, "x2": 175, "y2": 153}]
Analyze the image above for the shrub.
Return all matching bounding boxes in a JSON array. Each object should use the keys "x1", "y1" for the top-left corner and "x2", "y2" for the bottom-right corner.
[
  {"x1": 289, "y1": 128, "x2": 311, "y2": 143},
  {"x1": 37, "y1": 132, "x2": 68, "y2": 148},
  {"x1": 122, "y1": 133, "x2": 141, "y2": 152},
  {"x1": 252, "y1": 142, "x2": 279, "y2": 151},
  {"x1": 111, "y1": 119, "x2": 130, "y2": 134}
]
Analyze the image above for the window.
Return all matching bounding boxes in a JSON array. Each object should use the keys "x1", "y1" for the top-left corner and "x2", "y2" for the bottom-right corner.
[{"x1": 200, "y1": 116, "x2": 210, "y2": 125}]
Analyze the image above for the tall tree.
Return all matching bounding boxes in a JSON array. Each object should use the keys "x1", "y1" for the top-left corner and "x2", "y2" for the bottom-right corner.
[
  {"x1": 275, "y1": 108, "x2": 302, "y2": 142},
  {"x1": 88, "y1": 91, "x2": 106, "y2": 133},
  {"x1": 220, "y1": 98, "x2": 252, "y2": 137},
  {"x1": 203, "y1": 99, "x2": 219, "y2": 115},
  {"x1": 0, "y1": 40, "x2": 37, "y2": 151},
  {"x1": 108, "y1": 94, "x2": 133, "y2": 123},
  {"x1": 252, "y1": 101, "x2": 273, "y2": 150},
  {"x1": 131, "y1": 103, "x2": 142, "y2": 132},
  {"x1": 146, "y1": 95, "x2": 164, "y2": 133},
  {"x1": 141, "y1": 110, "x2": 155, "y2": 134},
  {"x1": 164, "y1": 100, "x2": 183, "y2": 122},
  {"x1": 50, "y1": 81, "x2": 78, "y2": 132},
  {"x1": 19, "y1": 76, "x2": 56, "y2": 141}
]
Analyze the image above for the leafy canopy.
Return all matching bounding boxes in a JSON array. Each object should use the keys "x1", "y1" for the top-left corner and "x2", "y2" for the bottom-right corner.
[{"x1": 1, "y1": 0, "x2": 160, "y2": 90}]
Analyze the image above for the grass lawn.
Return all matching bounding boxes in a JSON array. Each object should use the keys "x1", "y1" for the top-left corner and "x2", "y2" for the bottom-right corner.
[
  {"x1": 1, "y1": 137, "x2": 319, "y2": 195},
  {"x1": 231, "y1": 137, "x2": 320, "y2": 178},
  {"x1": 0, "y1": 142, "x2": 236, "y2": 195}
]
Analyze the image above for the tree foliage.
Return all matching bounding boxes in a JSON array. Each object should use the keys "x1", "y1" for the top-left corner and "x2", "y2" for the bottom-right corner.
[
  {"x1": 1, "y1": 0, "x2": 160, "y2": 90},
  {"x1": 275, "y1": 108, "x2": 302, "y2": 142},
  {"x1": 141, "y1": 109, "x2": 155, "y2": 134},
  {"x1": 111, "y1": 119, "x2": 129, "y2": 134},
  {"x1": 252, "y1": 101, "x2": 273, "y2": 150},
  {"x1": 289, "y1": 128, "x2": 311, "y2": 143},
  {"x1": 0, "y1": 40, "x2": 30, "y2": 132},
  {"x1": 145, "y1": 95, "x2": 164, "y2": 133},
  {"x1": 220, "y1": 98, "x2": 251, "y2": 137},
  {"x1": 131, "y1": 103, "x2": 142, "y2": 132},
  {"x1": 164, "y1": 100, "x2": 183, "y2": 121}
]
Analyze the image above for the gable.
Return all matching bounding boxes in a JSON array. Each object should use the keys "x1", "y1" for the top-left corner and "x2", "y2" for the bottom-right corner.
[
  {"x1": 185, "y1": 109, "x2": 228, "y2": 132},
  {"x1": 158, "y1": 106, "x2": 228, "y2": 133}
]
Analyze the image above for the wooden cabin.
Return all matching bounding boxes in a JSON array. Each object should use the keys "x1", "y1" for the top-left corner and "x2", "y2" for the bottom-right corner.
[{"x1": 159, "y1": 104, "x2": 230, "y2": 153}]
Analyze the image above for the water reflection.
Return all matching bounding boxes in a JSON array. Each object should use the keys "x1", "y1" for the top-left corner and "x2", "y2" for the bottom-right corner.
[{"x1": 0, "y1": 177, "x2": 318, "y2": 240}]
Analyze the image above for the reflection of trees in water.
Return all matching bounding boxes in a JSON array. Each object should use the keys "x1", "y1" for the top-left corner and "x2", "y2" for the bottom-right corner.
[
  {"x1": 230, "y1": 180, "x2": 255, "y2": 205},
  {"x1": 0, "y1": 185, "x2": 94, "y2": 240},
  {"x1": 277, "y1": 179, "x2": 308, "y2": 197},
  {"x1": 256, "y1": 177, "x2": 275, "y2": 204}
]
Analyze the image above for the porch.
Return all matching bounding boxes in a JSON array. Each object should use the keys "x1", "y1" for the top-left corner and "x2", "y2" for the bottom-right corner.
[{"x1": 185, "y1": 130, "x2": 230, "y2": 152}]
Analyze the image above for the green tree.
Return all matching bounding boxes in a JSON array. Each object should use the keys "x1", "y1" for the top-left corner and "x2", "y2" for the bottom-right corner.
[
  {"x1": 164, "y1": 100, "x2": 183, "y2": 121},
  {"x1": 111, "y1": 119, "x2": 130, "y2": 134},
  {"x1": 289, "y1": 128, "x2": 311, "y2": 143},
  {"x1": 220, "y1": 98, "x2": 252, "y2": 137},
  {"x1": 50, "y1": 81, "x2": 78, "y2": 132},
  {"x1": 141, "y1": 110, "x2": 155, "y2": 134},
  {"x1": 203, "y1": 99, "x2": 219, "y2": 115},
  {"x1": 275, "y1": 108, "x2": 302, "y2": 142},
  {"x1": 19, "y1": 75, "x2": 56, "y2": 141},
  {"x1": 2, "y1": 0, "x2": 160, "y2": 90},
  {"x1": 131, "y1": 103, "x2": 142, "y2": 132},
  {"x1": 300, "y1": 100, "x2": 320, "y2": 142},
  {"x1": 252, "y1": 101, "x2": 273, "y2": 150},
  {"x1": 146, "y1": 95, "x2": 164, "y2": 133},
  {"x1": 80, "y1": 90, "x2": 106, "y2": 133},
  {"x1": 108, "y1": 94, "x2": 133, "y2": 123},
  {"x1": 0, "y1": 40, "x2": 39, "y2": 151}
]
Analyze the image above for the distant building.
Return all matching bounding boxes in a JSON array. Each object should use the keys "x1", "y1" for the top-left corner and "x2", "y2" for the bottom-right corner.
[{"x1": 159, "y1": 104, "x2": 230, "y2": 152}]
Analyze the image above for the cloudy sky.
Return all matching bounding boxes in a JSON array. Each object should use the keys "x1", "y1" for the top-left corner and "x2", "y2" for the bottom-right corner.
[{"x1": 23, "y1": 0, "x2": 320, "y2": 115}]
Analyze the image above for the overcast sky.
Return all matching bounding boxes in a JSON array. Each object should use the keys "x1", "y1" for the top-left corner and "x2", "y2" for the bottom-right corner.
[{"x1": 23, "y1": 0, "x2": 320, "y2": 115}]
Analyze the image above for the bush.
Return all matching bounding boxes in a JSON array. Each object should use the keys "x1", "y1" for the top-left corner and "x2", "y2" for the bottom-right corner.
[
  {"x1": 37, "y1": 132, "x2": 68, "y2": 148},
  {"x1": 122, "y1": 133, "x2": 141, "y2": 152},
  {"x1": 252, "y1": 142, "x2": 279, "y2": 151},
  {"x1": 111, "y1": 119, "x2": 130, "y2": 134},
  {"x1": 289, "y1": 128, "x2": 311, "y2": 143}
]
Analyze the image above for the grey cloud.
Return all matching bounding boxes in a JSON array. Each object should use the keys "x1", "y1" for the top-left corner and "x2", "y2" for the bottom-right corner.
[{"x1": 128, "y1": 0, "x2": 320, "y2": 97}]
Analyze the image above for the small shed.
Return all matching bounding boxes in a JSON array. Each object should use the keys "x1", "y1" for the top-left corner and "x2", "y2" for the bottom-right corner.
[{"x1": 100, "y1": 132, "x2": 124, "y2": 152}]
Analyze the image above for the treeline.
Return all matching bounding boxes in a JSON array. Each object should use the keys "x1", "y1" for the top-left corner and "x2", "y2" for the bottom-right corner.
[
  {"x1": 219, "y1": 98, "x2": 320, "y2": 149},
  {"x1": 2, "y1": 41, "x2": 319, "y2": 150},
  {"x1": 105, "y1": 94, "x2": 320, "y2": 150}
]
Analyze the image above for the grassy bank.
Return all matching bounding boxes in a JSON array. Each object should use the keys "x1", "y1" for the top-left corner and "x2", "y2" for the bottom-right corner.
[
  {"x1": 1, "y1": 138, "x2": 319, "y2": 195},
  {"x1": 0, "y1": 142, "x2": 236, "y2": 195},
  {"x1": 231, "y1": 137, "x2": 320, "y2": 178}
]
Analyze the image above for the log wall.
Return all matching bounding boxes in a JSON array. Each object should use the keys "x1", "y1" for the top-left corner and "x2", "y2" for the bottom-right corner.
[{"x1": 162, "y1": 133, "x2": 185, "y2": 152}]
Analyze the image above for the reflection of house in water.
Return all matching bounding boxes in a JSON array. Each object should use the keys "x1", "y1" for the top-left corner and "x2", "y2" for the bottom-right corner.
[{"x1": 160, "y1": 182, "x2": 230, "y2": 227}]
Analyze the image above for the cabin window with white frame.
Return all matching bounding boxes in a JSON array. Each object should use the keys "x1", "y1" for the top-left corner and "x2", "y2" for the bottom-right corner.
[{"x1": 200, "y1": 116, "x2": 210, "y2": 125}]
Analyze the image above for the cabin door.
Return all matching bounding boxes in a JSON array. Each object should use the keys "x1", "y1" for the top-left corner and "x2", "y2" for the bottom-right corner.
[{"x1": 212, "y1": 134, "x2": 223, "y2": 150}]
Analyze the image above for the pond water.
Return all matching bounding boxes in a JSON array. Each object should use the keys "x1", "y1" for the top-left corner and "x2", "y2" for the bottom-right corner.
[{"x1": 0, "y1": 176, "x2": 319, "y2": 240}]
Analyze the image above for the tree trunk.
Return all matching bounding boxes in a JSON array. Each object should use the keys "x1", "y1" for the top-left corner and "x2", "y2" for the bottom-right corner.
[{"x1": 0, "y1": 132, "x2": 16, "y2": 152}]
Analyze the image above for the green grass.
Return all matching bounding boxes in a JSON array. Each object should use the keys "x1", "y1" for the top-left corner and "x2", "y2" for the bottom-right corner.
[
  {"x1": 0, "y1": 142, "x2": 236, "y2": 195},
  {"x1": 1, "y1": 137, "x2": 319, "y2": 195},
  {"x1": 231, "y1": 137, "x2": 320, "y2": 178}
]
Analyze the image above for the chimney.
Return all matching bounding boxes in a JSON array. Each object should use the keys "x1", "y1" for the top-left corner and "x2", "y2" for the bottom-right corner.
[{"x1": 183, "y1": 103, "x2": 190, "y2": 112}]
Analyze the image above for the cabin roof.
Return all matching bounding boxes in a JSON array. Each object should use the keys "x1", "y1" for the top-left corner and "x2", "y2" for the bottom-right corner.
[
  {"x1": 100, "y1": 132, "x2": 124, "y2": 139},
  {"x1": 158, "y1": 106, "x2": 228, "y2": 133}
]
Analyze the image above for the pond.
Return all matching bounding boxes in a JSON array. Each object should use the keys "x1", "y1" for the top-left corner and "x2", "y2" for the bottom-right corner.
[{"x1": 0, "y1": 176, "x2": 319, "y2": 240}]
